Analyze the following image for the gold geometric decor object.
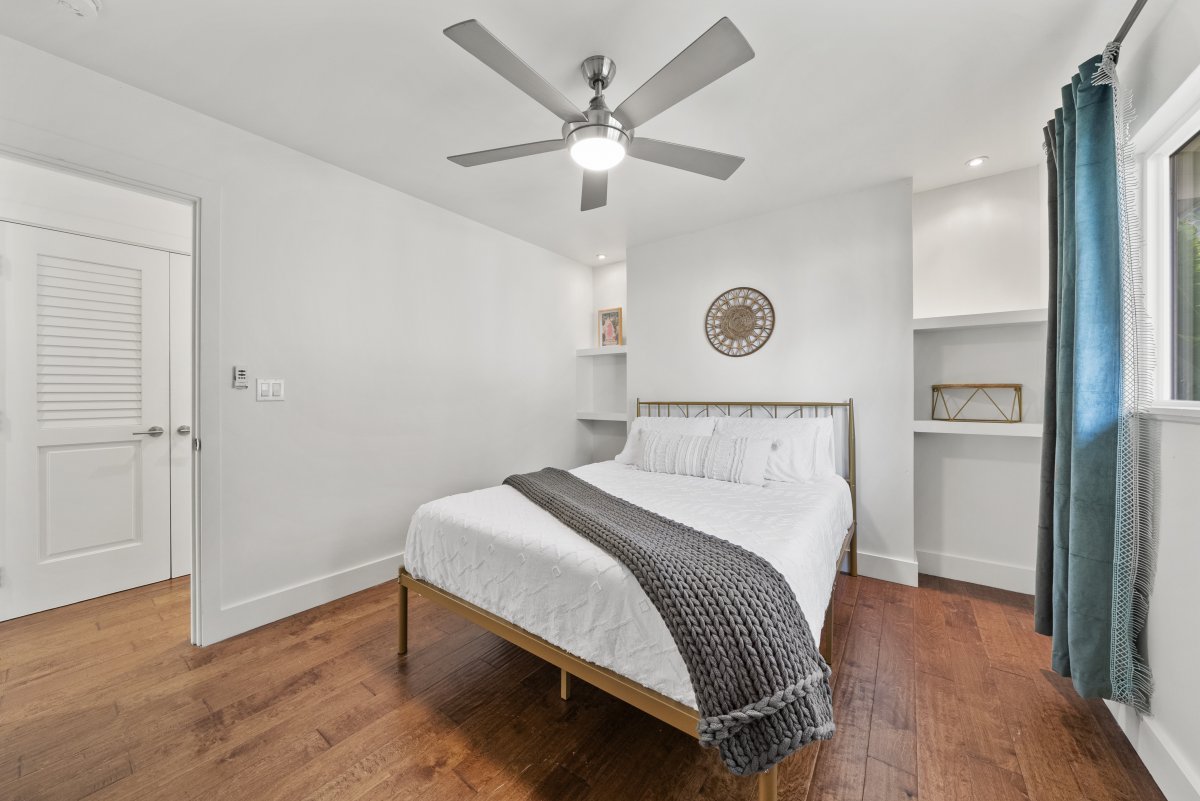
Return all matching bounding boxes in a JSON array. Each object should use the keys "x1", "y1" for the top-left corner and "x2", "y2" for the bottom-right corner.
[
  {"x1": 704, "y1": 287, "x2": 775, "y2": 357},
  {"x1": 931, "y1": 383, "x2": 1024, "y2": 423}
]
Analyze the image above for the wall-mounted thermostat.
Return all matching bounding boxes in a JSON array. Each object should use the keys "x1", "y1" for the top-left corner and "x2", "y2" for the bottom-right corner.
[
  {"x1": 232, "y1": 366, "x2": 249, "y2": 390},
  {"x1": 256, "y1": 378, "x2": 285, "y2": 401}
]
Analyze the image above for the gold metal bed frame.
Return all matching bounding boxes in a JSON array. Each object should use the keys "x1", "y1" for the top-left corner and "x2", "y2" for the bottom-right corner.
[{"x1": 398, "y1": 400, "x2": 857, "y2": 801}]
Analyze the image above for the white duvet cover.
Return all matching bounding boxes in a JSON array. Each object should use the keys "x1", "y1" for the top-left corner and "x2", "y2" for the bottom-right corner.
[{"x1": 404, "y1": 460, "x2": 853, "y2": 710}]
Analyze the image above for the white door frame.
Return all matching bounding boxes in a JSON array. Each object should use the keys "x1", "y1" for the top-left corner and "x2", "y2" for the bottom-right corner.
[{"x1": 0, "y1": 120, "x2": 223, "y2": 645}]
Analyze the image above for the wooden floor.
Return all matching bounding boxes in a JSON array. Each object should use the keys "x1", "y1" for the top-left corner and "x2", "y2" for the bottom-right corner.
[{"x1": 0, "y1": 574, "x2": 1166, "y2": 801}]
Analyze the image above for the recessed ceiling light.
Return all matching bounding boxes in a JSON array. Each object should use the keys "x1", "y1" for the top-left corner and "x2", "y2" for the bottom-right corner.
[
  {"x1": 966, "y1": 156, "x2": 989, "y2": 168},
  {"x1": 56, "y1": 0, "x2": 101, "y2": 17},
  {"x1": 596, "y1": 254, "x2": 607, "y2": 260}
]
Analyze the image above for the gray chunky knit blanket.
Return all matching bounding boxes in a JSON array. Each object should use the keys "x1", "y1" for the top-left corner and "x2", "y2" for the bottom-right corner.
[{"x1": 503, "y1": 467, "x2": 835, "y2": 776}]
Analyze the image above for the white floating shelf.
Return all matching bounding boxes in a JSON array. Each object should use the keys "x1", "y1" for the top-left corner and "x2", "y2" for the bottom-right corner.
[
  {"x1": 577, "y1": 410, "x2": 628, "y2": 422},
  {"x1": 913, "y1": 420, "x2": 1044, "y2": 438},
  {"x1": 576, "y1": 345, "x2": 628, "y2": 357},
  {"x1": 913, "y1": 308, "x2": 1048, "y2": 331}
]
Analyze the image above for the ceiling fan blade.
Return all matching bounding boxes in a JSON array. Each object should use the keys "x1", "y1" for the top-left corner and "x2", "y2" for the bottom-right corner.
[
  {"x1": 627, "y1": 138, "x2": 745, "y2": 180},
  {"x1": 581, "y1": 170, "x2": 608, "y2": 211},
  {"x1": 445, "y1": 20, "x2": 586, "y2": 123},
  {"x1": 612, "y1": 18, "x2": 754, "y2": 129},
  {"x1": 448, "y1": 139, "x2": 566, "y2": 167}
]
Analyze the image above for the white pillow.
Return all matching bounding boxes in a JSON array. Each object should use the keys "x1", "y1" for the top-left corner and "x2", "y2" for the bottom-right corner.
[
  {"x1": 639, "y1": 431, "x2": 769, "y2": 486},
  {"x1": 614, "y1": 416, "x2": 716, "y2": 464},
  {"x1": 712, "y1": 416, "x2": 837, "y2": 483}
]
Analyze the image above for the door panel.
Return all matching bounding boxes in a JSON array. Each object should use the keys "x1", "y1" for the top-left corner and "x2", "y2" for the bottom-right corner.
[
  {"x1": 40, "y1": 442, "x2": 141, "y2": 559},
  {"x1": 1, "y1": 222, "x2": 172, "y2": 621}
]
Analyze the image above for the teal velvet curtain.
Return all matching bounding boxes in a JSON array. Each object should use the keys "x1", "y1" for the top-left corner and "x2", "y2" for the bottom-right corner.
[{"x1": 1035, "y1": 55, "x2": 1122, "y2": 701}]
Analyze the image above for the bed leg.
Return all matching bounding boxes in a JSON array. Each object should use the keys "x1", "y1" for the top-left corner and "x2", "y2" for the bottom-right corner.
[
  {"x1": 820, "y1": 603, "x2": 833, "y2": 665},
  {"x1": 560, "y1": 668, "x2": 573, "y2": 701},
  {"x1": 848, "y1": 529, "x2": 859, "y2": 577},
  {"x1": 398, "y1": 579, "x2": 408, "y2": 656},
  {"x1": 757, "y1": 766, "x2": 778, "y2": 801}
]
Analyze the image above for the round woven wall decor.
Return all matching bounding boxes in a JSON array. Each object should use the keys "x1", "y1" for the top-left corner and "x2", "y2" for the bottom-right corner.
[{"x1": 704, "y1": 287, "x2": 775, "y2": 357}]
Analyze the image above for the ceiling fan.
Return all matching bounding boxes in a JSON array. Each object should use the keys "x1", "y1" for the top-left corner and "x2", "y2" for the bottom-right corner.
[{"x1": 444, "y1": 17, "x2": 755, "y2": 211}]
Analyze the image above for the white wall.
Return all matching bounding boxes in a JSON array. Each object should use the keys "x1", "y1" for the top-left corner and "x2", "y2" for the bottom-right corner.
[
  {"x1": 913, "y1": 165, "x2": 1047, "y2": 319},
  {"x1": 592, "y1": 261, "x2": 627, "y2": 338},
  {"x1": 911, "y1": 167, "x2": 1050, "y2": 594},
  {"x1": 913, "y1": 432, "x2": 1041, "y2": 592},
  {"x1": 627, "y1": 180, "x2": 918, "y2": 585},
  {"x1": 0, "y1": 155, "x2": 192, "y2": 253},
  {"x1": 1110, "y1": 2, "x2": 1200, "y2": 799},
  {"x1": 1124, "y1": 0, "x2": 1200, "y2": 144},
  {"x1": 0, "y1": 34, "x2": 593, "y2": 643}
]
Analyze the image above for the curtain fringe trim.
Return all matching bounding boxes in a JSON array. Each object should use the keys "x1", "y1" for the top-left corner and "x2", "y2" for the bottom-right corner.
[{"x1": 1093, "y1": 41, "x2": 1158, "y2": 714}]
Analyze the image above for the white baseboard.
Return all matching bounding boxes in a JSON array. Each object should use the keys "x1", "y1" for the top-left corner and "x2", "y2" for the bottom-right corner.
[
  {"x1": 1106, "y1": 701, "x2": 1200, "y2": 801},
  {"x1": 856, "y1": 550, "x2": 919, "y2": 587},
  {"x1": 916, "y1": 549, "x2": 1034, "y2": 594},
  {"x1": 198, "y1": 552, "x2": 404, "y2": 645}
]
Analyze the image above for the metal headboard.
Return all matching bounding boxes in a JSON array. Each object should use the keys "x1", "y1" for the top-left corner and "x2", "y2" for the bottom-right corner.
[{"x1": 634, "y1": 398, "x2": 857, "y2": 525}]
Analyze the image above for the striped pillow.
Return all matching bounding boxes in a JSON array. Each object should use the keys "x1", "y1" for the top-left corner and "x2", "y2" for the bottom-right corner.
[{"x1": 638, "y1": 431, "x2": 770, "y2": 486}]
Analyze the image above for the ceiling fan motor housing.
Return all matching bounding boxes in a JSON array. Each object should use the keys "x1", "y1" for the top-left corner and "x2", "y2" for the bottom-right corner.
[{"x1": 562, "y1": 102, "x2": 631, "y2": 152}]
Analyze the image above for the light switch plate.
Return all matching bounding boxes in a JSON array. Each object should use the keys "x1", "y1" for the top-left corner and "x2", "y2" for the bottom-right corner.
[{"x1": 256, "y1": 378, "x2": 284, "y2": 401}]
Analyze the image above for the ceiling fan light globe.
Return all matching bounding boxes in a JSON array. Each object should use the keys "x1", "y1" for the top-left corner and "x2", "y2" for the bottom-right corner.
[{"x1": 570, "y1": 138, "x2": 626, "y2": 171}]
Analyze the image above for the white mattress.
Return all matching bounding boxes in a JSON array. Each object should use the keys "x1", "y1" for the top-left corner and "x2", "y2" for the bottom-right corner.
[{"x1": 404, "y1": 460, "x2": 853, "y2": 710}]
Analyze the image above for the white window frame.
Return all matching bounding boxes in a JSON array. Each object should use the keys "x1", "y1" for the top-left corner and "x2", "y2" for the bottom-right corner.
[{"x1": 1137, "y1": 64, "x2": 1200, "y2": 424}]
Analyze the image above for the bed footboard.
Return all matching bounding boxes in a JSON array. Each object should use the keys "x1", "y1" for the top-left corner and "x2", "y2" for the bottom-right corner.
[{"x1": 395, "y1": 564, "x2": 853, "y2": 801}]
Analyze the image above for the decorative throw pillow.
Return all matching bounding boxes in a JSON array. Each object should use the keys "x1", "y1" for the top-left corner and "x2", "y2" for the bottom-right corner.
[
  {"x1": 638, "y1": 431, "x2": 770, "y2": 486},
  {"x1": 701, "y1": 434, "x2": 772, "y2": 485},
  {"x1": 637, "y1": 430, "x2": 709, "y2": 476},
  {"x1": 614, "y1": 416, "x2": 716, "y2": 465},
  {"x1": 712, "y1": 416, "x2": 837, "y2": 482}
]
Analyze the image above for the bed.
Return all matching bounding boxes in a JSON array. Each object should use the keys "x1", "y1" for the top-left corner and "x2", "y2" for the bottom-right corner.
[{"x1": 397, "y1": 400, "x2": 858, "y2": 801}]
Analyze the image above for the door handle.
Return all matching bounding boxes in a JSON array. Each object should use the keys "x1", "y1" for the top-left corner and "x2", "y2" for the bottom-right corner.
[
  {"x1": 133, "y1": 426, "x2": 165, "y2": 437},
  {"x1": 177, "y1": 425, "x2": 192, "y2": 435}
]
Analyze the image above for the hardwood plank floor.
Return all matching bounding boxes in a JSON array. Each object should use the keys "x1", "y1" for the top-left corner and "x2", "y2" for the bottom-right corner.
[{"x1": 0, "y1": 574, "x2": 1166, "y2": 801}]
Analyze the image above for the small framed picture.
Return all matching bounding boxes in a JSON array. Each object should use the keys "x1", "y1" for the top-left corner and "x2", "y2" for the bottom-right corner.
[{"x1": 598, "y1": 307, "x2": 623, "y2": 347}]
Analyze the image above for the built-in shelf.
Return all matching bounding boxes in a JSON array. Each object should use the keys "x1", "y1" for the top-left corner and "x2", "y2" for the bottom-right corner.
[
  {"x1": 576, "y1": 345, "x2": 628, "y2": 357},
  {"x1": 913, "y1": 420, "x2": 1044, "y2": 438},
  {"x1": 913, "y1": 308, "x2": 1048, "y2": 331},
  {"x1": 576, "y1": 410, "x2": 628, "y2": 422}
]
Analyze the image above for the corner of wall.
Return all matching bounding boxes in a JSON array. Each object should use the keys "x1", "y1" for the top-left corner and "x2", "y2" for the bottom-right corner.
[
  {"x1": 200, "y1": 553, "x2": 404, "y2": 645},
  {"x1": 857, "y1": 551, "x2": 920, "y2": 587},
  {"x1": 1105, "y1": 701, "x2": 1200, "y2": 801}
]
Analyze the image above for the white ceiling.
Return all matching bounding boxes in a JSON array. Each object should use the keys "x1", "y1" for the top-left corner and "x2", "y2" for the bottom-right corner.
[{"x1": 1, "y1": 0, "x2": 1139, "y2": 264}]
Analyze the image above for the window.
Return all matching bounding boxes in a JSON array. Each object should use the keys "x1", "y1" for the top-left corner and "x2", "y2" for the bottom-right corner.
[
  {"x1": 1141, "y1": 67, "x2": 1200, "y2": 420},
  {"x1": 1171, "y1": 130, "x2": 1200, "y2": 400}
]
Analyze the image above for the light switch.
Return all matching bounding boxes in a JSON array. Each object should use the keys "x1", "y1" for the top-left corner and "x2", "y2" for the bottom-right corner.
[{"x1": 256, "y1": 378, "x2": 285, "y2": 401}]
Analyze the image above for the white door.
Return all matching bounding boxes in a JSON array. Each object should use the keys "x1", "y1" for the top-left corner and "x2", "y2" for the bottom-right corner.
[{"x1": 0, "y1": 222, "x2": 173, "y2": 621}]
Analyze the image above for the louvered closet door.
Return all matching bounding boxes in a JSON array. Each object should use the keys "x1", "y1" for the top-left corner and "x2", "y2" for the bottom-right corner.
[{"x1": 0, "y1": 223, "x2": 171, "y2": 621}]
